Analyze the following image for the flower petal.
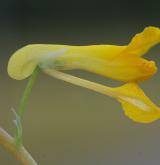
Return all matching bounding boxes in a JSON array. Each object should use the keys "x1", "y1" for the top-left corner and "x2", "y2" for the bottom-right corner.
[
  {"x1": 121, "y1": 26, "x2": 160, "y2": 57},
  {"x1": 62, "y1": 53, "x2": 157, "y2": 82},
  {"x1": 113, "y1": 83, "x2": 160, "y2": 123}
]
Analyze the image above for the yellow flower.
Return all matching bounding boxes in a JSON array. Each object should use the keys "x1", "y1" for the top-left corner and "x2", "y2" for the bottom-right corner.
[
  {"x1": 7, "y1": 26, "x2": 160, "y2": 123},
  {"x1": 44, "y1": 69, "x2": 160, "y2": 123},
  {"x1": 8, "y1": 26, "x2": 160, "y2": 81}
]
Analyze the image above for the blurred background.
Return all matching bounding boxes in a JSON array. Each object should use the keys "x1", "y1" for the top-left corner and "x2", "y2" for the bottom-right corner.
[{"x1": 1, "y1": 0, "x2": 160, "y2": 164}]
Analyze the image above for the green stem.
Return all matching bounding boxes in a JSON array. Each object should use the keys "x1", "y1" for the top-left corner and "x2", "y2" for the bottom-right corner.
[
  {"x1": 15, "y1": 67, "x2": 40, "y2": 146},
  {"x1": 18, "y1": 67, "x2": 40, "y2": 119},
  {"x1": 0, "y1": 127, "x2": 37, "y2": 165}
]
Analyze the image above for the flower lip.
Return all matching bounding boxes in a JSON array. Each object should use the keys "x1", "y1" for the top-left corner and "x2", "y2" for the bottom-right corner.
[
  {"x1": 140, "y1": 60, "x2": 157, "y2": 72},
  {"x1": 113, "y1": 83, "x2": 160, "y2": 123},
  {"x1": 134, "y1": 59, "x2": 157, "y2": 82}
]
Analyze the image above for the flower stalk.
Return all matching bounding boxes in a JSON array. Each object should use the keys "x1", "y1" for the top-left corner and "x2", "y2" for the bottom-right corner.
[
  {"x1": 43, "y1": 68, "x2": 117, "y2": 98},
  {"x1": 18, "y1": 67, "x2": 40, "y2": 119},
  {"x1": 16, "y1": 67, "x2": 40, "y2": 147}
]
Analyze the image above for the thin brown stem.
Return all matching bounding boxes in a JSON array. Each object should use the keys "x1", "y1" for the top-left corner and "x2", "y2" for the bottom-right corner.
[{"x1": 0, "y1": 127, "x2": 37, "y2": 165}]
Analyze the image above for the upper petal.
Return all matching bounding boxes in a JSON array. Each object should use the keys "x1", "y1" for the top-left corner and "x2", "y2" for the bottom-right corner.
[{"x1": 121, "y1": 26, "x2": 160, "y2": 57}]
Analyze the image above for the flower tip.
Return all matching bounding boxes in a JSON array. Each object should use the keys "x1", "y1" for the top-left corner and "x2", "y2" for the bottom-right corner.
[
  {"x1": 145, "y1": 26, "x2": 160, "y2": 34},
  {"x1": 139, "y1": 60, "x2": 157, "y2": 82},
  {"x1": 143, "y1": 26, "x2": 160, "y2": 40}
]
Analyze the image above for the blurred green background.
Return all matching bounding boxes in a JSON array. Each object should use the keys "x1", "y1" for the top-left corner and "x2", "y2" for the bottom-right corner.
[{"x1": 1, "y1": 0, "x2": 160, "y2": 164}]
